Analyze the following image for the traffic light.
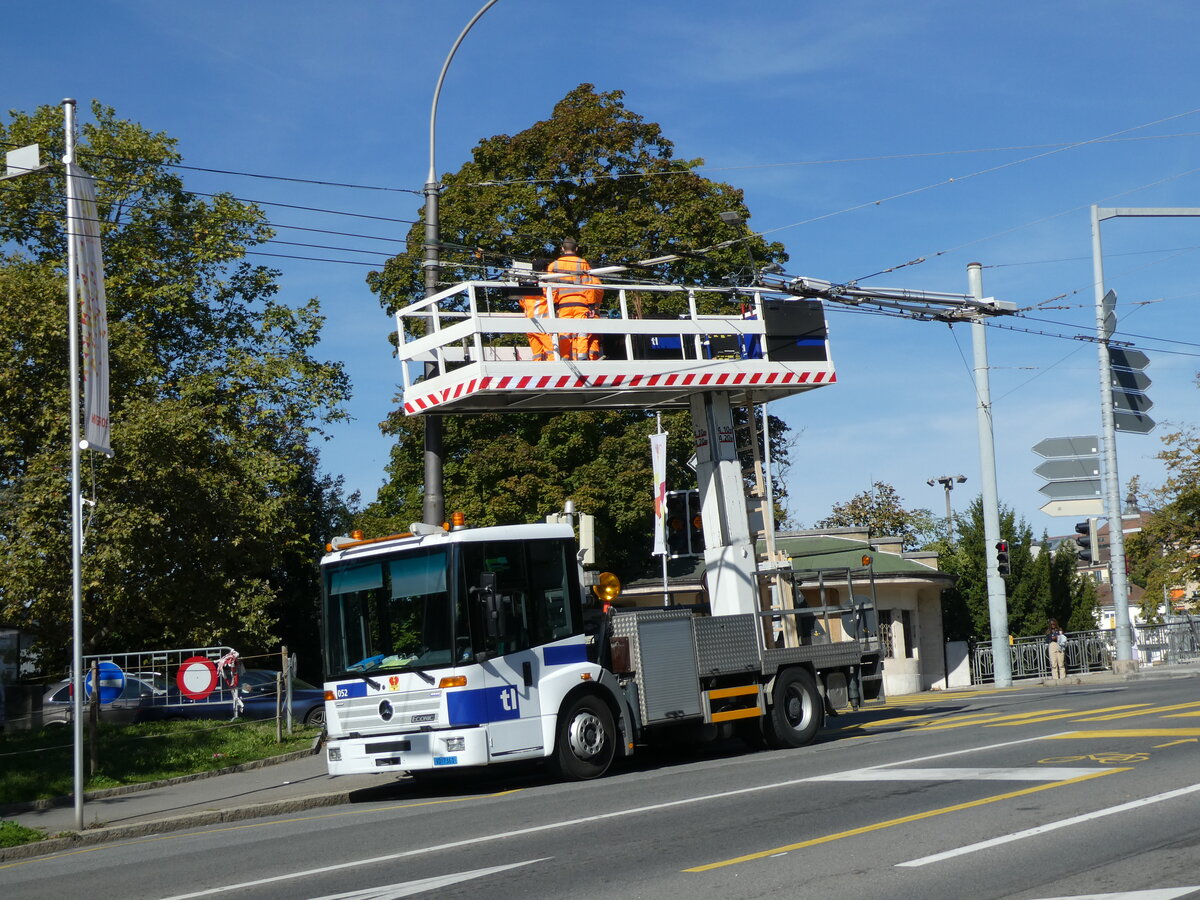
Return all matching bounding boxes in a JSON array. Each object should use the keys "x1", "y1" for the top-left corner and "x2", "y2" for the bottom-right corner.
[
  {"x1": 995, "y1": 540, "x2": 1011, "y2": 576},
  {"x1": 1074, "y1": 519, "x2": 1095, "y2": 565},
  {"x1": 665, "y1": 489, "x2": 702, "y2": 557}
]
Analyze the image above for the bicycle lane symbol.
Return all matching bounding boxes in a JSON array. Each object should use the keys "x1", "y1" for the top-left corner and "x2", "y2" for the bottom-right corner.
[{"x1": 1039, "y1": 752, "x2": 1151, "y2": 765}]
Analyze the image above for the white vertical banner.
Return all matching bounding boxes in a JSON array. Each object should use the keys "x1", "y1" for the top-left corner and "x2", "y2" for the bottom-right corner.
[
  {"x1": 650, "y1": 430, "x2": 668, "y2": 557},
  {"x1": 67, "y1": 168, "x2": 112, "y2": 456}
]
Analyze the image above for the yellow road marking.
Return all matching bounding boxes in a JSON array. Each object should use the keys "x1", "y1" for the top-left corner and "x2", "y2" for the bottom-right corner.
[
  {"x1": 1048, "y1": 729, "x2": 1200, "y2": 739},
  {"x1": 683, "y1": 769, "x2": 1124, "y2": 873},
  {"x1": 916, "y1": 711, "x2": 1072, "y2": 731},
  {"x1": 882, "y1": 689, "x2": 1025, "y2": 704},
  {"x1": 984, "y1": 704, "x2": 1150, "y2": 726},
  {"x1": 847, "y1": 709, "x2": 1067, "y2": 732},
  {"x1": 1075, "y1": 702, "x2": 1200, "y2": 721},
  {"x1": 1154, "y1": 739, "x2": 1199, "y2": 748},
  {"x1": 1164, "y1": 712, "x2": 1200, "y2": 718}
]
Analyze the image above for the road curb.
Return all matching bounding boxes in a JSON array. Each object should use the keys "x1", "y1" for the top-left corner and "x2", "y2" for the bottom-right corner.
[{"x1": 0, "y1": 735, "x2": 322, "y2": 819}]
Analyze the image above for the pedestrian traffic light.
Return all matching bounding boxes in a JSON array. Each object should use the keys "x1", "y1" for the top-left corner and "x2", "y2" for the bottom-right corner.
[
  {"x1": 995, "y1": 540, "x2": 1011, "y2": 576},
  {"x1": 1074, "y1": 520, "x2": 1094, "y2": 565},
  {"x1": 665, "y1": 489, "x2": 702, "y2": 557}
]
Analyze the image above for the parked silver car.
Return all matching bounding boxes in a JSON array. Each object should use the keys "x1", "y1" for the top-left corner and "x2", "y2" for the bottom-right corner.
[{"x1": 41, "y1": 675, "x2": 163, "y2": 726}]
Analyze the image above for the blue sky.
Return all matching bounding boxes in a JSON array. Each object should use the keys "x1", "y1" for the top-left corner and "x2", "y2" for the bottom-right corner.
[{"x1": 6, "y1": 1, "x2": 1200, "y2": 539}]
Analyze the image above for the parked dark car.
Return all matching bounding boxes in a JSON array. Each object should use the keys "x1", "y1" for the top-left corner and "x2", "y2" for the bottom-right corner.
[
  {"x1": 141, "y1": 669, "x2": 326, "y2": 728},
  {"x1": 41, "y1": 675, "x2": 163, "y2": 726}
]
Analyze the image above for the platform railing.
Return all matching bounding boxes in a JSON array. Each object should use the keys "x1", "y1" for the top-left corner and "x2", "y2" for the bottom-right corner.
[{"x1": 393, "y1": 279, "x2": 776, "y2": 378}]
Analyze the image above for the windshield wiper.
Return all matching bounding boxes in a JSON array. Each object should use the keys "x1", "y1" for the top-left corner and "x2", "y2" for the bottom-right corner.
[{"x1": 342, "y1": 672, "x2": 383, "y2": 690}]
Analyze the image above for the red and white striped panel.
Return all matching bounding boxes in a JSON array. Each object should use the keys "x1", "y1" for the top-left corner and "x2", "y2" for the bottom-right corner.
[{"x1": 403, "y1": 369, "x2": 836, "y2": 415}]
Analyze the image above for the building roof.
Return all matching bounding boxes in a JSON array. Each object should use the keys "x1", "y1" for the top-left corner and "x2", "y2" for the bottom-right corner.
[{"x1": 625, "y1": 529, "x2": 955, "y2": 591}]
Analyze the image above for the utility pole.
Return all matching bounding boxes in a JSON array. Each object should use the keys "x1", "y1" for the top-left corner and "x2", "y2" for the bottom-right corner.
[
  {"x1": 969, "y1": 262, "x2": 1011, "y2": 687},
  {"x1": 421, "y1": 0, "x2": 501, "y2": 526},
  {"x1": 63, "y1": 98, "x2": 88, "y2": 828},
  {"x1": 1089, "y1": 205, "x2": 1200, "y2": 668}
]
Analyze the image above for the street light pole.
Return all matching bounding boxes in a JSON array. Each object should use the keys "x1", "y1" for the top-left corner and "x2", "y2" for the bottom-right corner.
[{"x1": 421, "y1": 0, "x2": 501, "y2": 526}]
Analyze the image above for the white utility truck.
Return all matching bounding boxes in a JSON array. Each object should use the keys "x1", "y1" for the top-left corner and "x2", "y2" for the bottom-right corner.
[{"x1": 320, "y1": 277, "x2": 882, "y2": 779}]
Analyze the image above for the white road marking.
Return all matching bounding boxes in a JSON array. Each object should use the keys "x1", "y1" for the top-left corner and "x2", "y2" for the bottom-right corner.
[
  {"x1": 898, "y1": 781, "x2": 1200, "y2": 868},
  {"x1": 807, "y1": 767, "x2": 1105, "y2": 782},
  {"x1": 157, "y1": 732, "x2": 1072, "y2": 899},
  {"x1": 1028, "y1": 890, "x2": 1200, "y2": 900},
  {"x1": 305, "y1": 858, "x2": 550, "y2": 900}
]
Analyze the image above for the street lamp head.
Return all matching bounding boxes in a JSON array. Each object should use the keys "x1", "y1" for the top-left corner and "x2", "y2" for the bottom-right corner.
[
  {"x1": 955, "y1": 474, "x2": 967, "y2": 484},
  {"x1": 719, "y1": 211, "x2": 745, "y2": 226},
  {"x1": 926, "y1": 478, "x2": 936, "y2": 487}
]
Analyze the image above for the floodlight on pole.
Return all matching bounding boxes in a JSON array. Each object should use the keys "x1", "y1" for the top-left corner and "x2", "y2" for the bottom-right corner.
[{"x1": 926, "y1": 474, "x2": 966, "y2": 543}]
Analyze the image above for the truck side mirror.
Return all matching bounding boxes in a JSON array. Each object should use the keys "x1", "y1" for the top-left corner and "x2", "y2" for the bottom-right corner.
[{"x1": 473, "y1": 572, "x2": 507, "y2": 641}]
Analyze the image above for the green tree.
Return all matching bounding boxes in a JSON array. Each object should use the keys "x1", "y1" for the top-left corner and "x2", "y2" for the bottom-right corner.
[
  {"x1": 815, "y1": 481, "x2": 938, "y2": 551},
  {"x1": 361, "y1": 85, "x2": 795, "y2": 580},
  {"x1": 938, "y1": 498, "x2": 1096, "y2": 641},
  {"x1": 0, "y1": 102, "x2": 350, "y2": 674},
  {"x1": 1127, "y1": 416, "x2": 1200, "y2": 620}
]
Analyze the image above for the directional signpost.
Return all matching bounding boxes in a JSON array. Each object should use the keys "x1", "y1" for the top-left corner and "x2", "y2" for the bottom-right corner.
[
  {"x1": 1109, "y1": 347, "x2": 1155, "y2": 434},
  {"x1": 1034, "y1": 435, "x2": 1103, "y2": 517}
]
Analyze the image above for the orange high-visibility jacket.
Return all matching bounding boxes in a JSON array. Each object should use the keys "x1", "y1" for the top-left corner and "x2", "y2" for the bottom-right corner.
[{"x1": 547, "y1": 254, "x2": 602, "y2": 314}]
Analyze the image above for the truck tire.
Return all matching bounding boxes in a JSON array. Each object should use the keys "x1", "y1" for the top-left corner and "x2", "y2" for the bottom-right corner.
[
  {"x1": 549, "y1": 693, "x2": 616, "y2": 781},
  {"x1": 764, "y1": 667, "x2": 823, "y2": 749}
]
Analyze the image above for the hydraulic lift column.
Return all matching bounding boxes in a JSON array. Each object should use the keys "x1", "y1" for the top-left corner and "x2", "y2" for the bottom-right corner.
[{"x1": 690, "y1": 391, "x2": 759, "y2": 618}]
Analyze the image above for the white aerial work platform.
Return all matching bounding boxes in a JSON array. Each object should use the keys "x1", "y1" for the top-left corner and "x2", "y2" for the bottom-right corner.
[
  {"x1": 392, "y1": 276, "x2": 837, "y2": 621},
  {"x1": 393, "y1": 278, "x2": 835, "y2": 416}
]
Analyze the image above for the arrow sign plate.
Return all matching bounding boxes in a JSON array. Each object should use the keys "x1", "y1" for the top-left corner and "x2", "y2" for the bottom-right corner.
[
  {"x1": 1040, "y1": 498, "x2": 1104, "y2": 517},
  {"x1": 1109, "y1": 347, "x2": 1150, "y2": 371},
  {"x1": 1114, "y1": 409, "x2": 1156, "y2": 434},
  {"x1": 1039, "y1": 478, "x2": 1102, "y2": 500},
  {"x1": 1112, "y1": 390, "x2": 1153, "y2": 414},
  {"x1": 1111, "y1": 368, "x2": 1151, "y2": 392},
  {"x1": 1101, "y1": 289, "x2": 1117, "y2": 339},
  {"x1": 1032, "y1": 436, "x2": 1100, "y2": 459},
  {"x1": 1033, "y1": 457, "x2": 1100, "y2": 481}
]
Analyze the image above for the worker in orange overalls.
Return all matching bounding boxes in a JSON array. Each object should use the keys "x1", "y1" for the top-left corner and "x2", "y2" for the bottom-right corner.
[
  {"x1": 518, "y1": 258, "x2": 553, "y2": 361},
  {"x1": 547, "y1": 238, "x2": 603, "y2": 360}
]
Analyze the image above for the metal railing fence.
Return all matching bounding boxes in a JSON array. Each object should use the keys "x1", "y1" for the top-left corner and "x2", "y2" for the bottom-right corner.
[{"x1": 971, "y1": 617, "x2": 1200, "y2": 684}]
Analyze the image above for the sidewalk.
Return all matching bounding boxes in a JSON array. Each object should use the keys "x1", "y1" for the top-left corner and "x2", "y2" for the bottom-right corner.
[
  {"x1": 3, "y1": 660, "x2": 1197, "y2": 863},
  {"x1": 0, "y1": 744, "x2": 398, "y2": 863}
]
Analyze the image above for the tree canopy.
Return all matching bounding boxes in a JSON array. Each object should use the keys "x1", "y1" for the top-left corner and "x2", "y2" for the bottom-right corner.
[
  {"x1": 360, "y1": 85, "x2": 796, "y2": 580},
  {"x1": 0, "y1": 102, "x2": 350, "y2": 674},
  {"x1": 815, "y1": 481, "x2": 939, "y2": 551},
  {"x1": 938, "y1": 497, "x2": 1097, "y2": 642},
  {"x1": 1127, "y1": 410, "x2": 1200, "y2": 619}
]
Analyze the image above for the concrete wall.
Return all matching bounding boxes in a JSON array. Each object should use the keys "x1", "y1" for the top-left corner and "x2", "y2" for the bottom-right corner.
[{"x1": 878, "y1": 583, "x2": 948, "y2": 696}]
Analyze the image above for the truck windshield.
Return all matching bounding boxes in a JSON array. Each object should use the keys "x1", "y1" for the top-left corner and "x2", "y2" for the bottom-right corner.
[{"x1": 323, "y1": 548, "x2": 466, "y2": 676}]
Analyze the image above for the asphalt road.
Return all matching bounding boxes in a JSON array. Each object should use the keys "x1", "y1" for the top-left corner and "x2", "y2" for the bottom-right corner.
[{"x1": 4, "y1": 677, "x2": 1200, "y2": 900}]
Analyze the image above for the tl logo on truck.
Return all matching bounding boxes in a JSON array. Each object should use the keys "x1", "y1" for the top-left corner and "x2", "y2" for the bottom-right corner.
[{"x1": 500, "y1": 687, "x2": 518, "y2": 712}]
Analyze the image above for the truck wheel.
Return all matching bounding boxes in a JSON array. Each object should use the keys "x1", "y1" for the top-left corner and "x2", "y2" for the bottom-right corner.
[
  {"x1": 765, "y1": 668, "x2": 823, "y2": 749},
  {"x1": 549, "y1": 693, "x2": 616, "y2": 780}
]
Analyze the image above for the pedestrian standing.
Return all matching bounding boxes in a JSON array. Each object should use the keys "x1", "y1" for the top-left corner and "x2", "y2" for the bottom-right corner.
[{"x1": 1046, "y1": 618, "x2": 1067, "y2": 680}]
